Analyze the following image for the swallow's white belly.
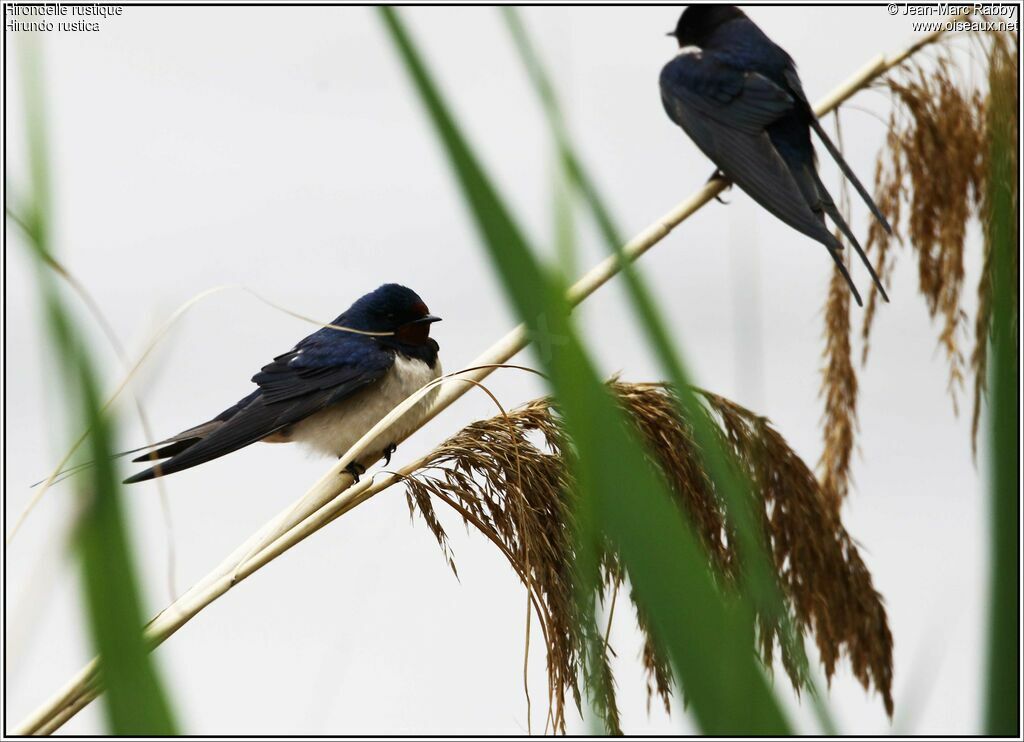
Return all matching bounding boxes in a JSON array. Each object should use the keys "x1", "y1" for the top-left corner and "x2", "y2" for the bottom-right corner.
[{"x1": 285, "y1": 354, "x2": 442, "y2": 461}]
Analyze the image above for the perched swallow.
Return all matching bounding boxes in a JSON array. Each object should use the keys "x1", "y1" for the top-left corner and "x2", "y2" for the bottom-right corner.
[
  {"x1": 123, "y1": 284, "x2": 442, "y2": 484},
  {"x1": 660, "y1": 5, "x2": 892, "y2": 306}
]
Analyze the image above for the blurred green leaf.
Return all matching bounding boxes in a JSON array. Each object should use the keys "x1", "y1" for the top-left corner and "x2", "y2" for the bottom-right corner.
[
  {"x1": 15, "y1": 37, "x2": 178, "y2": 735},
  {"x1": 380, "y1": 8, "x2": 790, "y2": 733},
  {"x1": 983, "y1": 37, "x2": 1019, "y2": 737},
  {"x1": 502, "y1": 4, "x2": 819, "y2": 702},
  {"x1": 551, "y1": 157, "x2": 578, "y2": 279}
]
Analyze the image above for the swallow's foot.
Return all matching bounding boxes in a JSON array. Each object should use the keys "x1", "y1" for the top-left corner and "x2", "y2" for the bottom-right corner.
[
  {"x1": 706, "y1": 169, "x2": 732, "y2": 203},
  {"x1": 383, "y1": 443, "x2": 397, "y2": 467},
  {"x1": 345, "y1": 461, "x2": 366, "y2": 483}
]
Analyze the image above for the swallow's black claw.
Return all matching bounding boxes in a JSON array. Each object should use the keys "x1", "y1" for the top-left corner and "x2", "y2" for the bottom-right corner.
[
  {"x1": 345, "y1": 461, "x2": 366, "y2": 483},
  {"x1": 706, "y1": 169, "x2": 731, "y2": 203},
  {"x1": 383, "y1": 443, "x2": 397, "y2": 467}
]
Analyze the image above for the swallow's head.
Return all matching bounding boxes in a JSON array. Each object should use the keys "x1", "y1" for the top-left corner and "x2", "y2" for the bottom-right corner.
[
  {"x1": 668, "y1": 5, "x2": 745, "y2": 48},
  {"x1": 348, "y1": 283, "x2": 441, "y2": 346}
]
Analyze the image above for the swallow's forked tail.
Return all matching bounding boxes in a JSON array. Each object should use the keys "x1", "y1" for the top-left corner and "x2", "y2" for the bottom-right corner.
[
  {"x1": 821, "y1": 237, "x2": 864, "y2": 307},
  {"x1": 29, "y1": 436, "x2": 205, "y2": 489},
  {"x1": 29, "y1": 445, "x2": 153, "y2": 489},
  {"x1": 808, "y1": 119, "x2": 895, "y2": 304},
  {"x1": 807, "y1": 167, "x2": 891, "y2": 303},
  {"x1": 809, "y1": 117, "x2": 894, "y2": 236},
  {"x1": 785, "y1": 156, "x2": 868, "y2": 307}
]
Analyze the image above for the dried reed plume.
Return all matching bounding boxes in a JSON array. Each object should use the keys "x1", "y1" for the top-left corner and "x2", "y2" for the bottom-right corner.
[
  {"x1": 821, "y1": 30, "x2": 1018, "y2": 506},
  {"x1": 403, "y1": 380, "x2": 894, "y2": 732},
  {"x1": 862, "y1": 51, "x2": 987, "y2": 398},
  {"x1": 820, "y1": 240, "x2": 858, "y2": 511}
]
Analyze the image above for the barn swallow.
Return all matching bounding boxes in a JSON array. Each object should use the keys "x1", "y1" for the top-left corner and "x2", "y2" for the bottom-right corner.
[
  {"x1": 123, "y1": 284, "x2": 441, "y2": 483},
  {"x1": 660, "y1": 5, "x2": 892, "y2": 306}
]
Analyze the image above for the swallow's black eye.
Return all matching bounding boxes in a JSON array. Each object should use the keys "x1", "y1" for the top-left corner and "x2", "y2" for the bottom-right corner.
[{"x1": 396, "y1": 320, "x2": 431, "y2": 345}]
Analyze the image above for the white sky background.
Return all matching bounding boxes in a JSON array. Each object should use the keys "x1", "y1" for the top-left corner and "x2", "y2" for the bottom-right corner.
[{"x1": 4, "y1": 5, "x2": 991, "y2": 735}]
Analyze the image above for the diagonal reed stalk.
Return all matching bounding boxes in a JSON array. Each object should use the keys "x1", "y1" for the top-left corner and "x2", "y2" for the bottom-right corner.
[{"x1": 13, "y1": 16, "x2": 965, "y2": 735}]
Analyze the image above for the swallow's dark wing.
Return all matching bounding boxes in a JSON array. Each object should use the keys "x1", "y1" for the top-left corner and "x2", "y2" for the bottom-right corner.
[
  {"x1": 661, "y1": 52, "x2": 793, "y2": 133},
  {"x1": 660, "y1": 54, "x2": 835, "y2": 236},
  {"x1": 125, "y1": 390, "x2": 263, "y2": 466},
  {"x1": 660, "y1": 53, "x2": 863, "y2": 304},
  {"x1": 124, "y1": 339, "x2": 393, "y2": 483}
]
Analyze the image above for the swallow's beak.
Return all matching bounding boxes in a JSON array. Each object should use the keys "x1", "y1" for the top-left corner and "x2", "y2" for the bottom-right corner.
[
  {"x1": 412, "y1": 314, "x2": 442, "y2": 325},
  {"x1": 666, "y1": 30, "x2": 676, "y2": 37}
]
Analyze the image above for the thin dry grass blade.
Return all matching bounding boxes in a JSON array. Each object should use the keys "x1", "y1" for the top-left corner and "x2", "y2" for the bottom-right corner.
[{"x1": 6, "y1": 284, "x2": 234, "y2": 544}]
